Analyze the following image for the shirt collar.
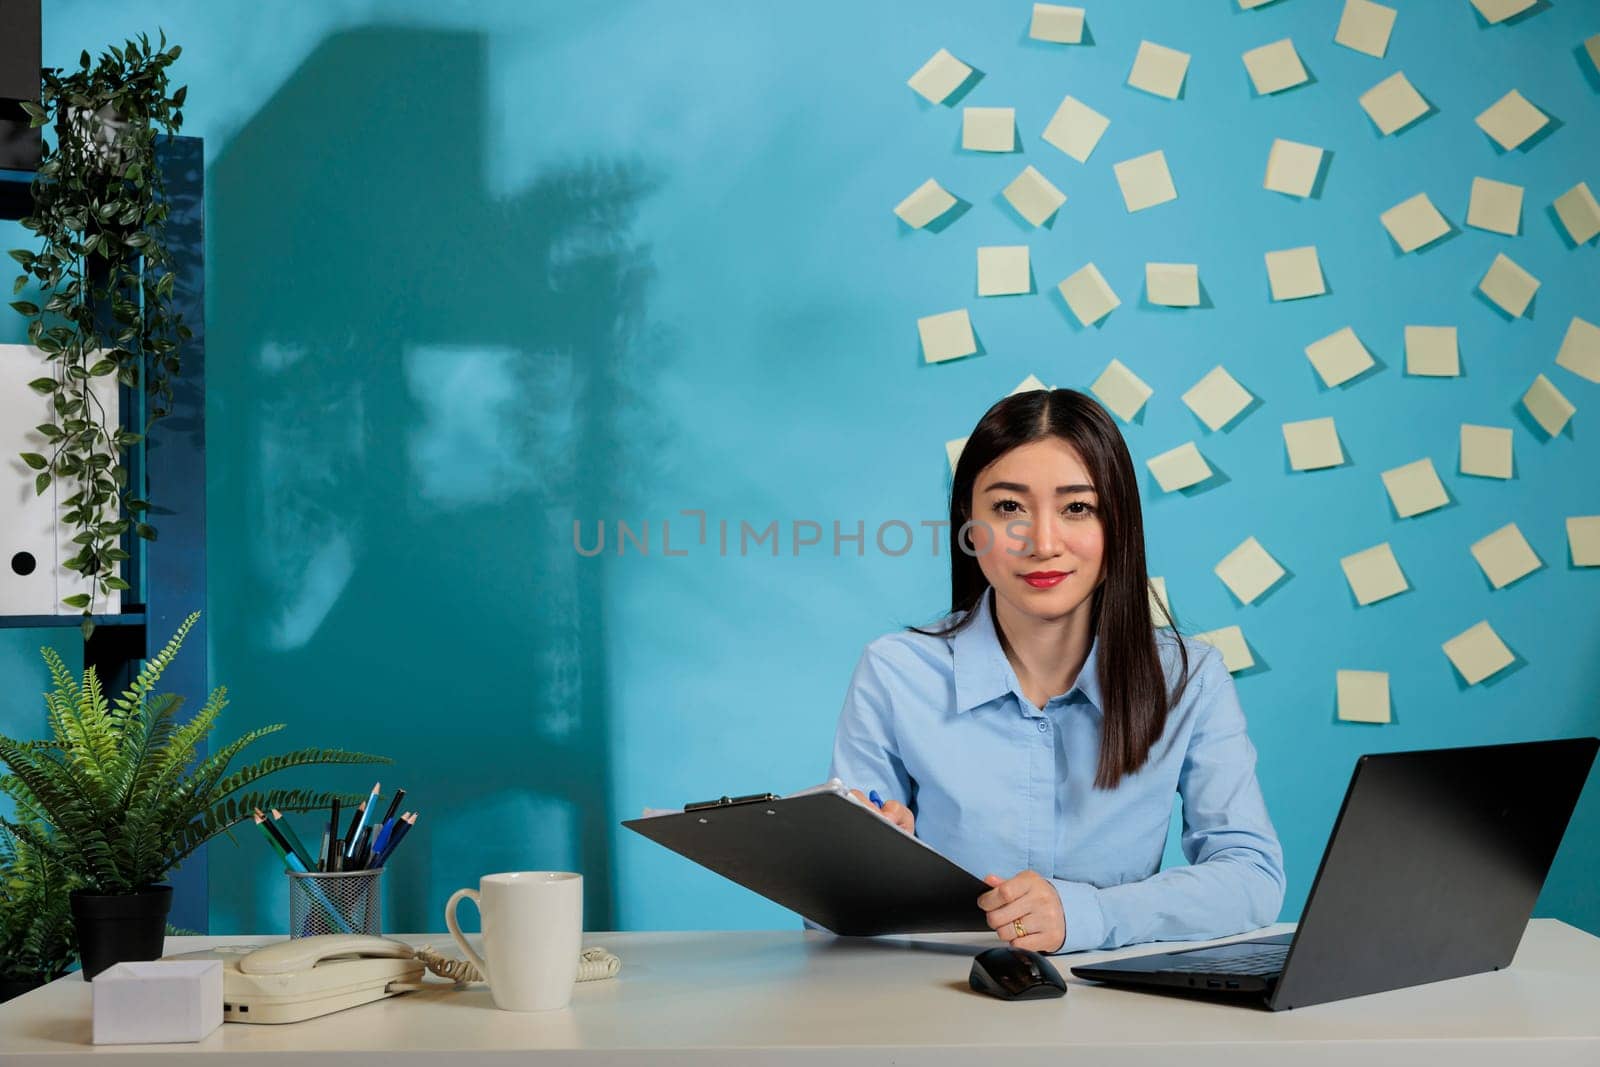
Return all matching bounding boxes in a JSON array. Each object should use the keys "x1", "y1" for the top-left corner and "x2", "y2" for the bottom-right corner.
[{"x1": 950, "y1": 587, "x2": 1103, "y2": 716}]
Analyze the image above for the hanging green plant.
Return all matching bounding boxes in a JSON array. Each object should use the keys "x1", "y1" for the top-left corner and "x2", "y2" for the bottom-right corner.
[{"x1": 7, "y1": 31, "x2": 191, "y2": 636}]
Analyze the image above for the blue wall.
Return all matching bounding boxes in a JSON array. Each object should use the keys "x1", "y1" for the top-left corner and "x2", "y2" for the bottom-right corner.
[
  {"x1": 2, "y1": 0, "x2": 1595, "y2": 938},
  {"x1": 0, "y1": 631, "x2": 80, "y2": 812}
]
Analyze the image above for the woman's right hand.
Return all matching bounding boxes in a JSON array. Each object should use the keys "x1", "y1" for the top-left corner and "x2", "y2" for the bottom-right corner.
[{"x1": 849, "y1": 789, "x2": 915, "y2": 835}]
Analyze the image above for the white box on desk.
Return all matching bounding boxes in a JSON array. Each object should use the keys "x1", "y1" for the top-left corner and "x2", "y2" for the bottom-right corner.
[{"x1": 92, "y1": 959, "x2": 223, "y2": 1045}]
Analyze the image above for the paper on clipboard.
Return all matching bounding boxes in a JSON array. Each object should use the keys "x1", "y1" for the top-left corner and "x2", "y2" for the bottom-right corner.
[{"x1": 642, "y1": 777, "x2": 859, "y2": 816}]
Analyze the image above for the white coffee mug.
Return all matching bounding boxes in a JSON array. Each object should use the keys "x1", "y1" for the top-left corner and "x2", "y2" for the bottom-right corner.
[{"x1": 445, "y1": 871, "x2": 583, "y2": 1012}]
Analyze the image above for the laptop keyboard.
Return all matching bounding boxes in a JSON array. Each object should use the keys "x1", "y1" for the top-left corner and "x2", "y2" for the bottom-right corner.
[{"x1": 1165, "y1": 944, "x2": 1289, "y2": 976}]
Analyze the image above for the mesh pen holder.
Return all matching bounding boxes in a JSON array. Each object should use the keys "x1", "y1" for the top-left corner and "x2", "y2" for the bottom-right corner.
[{"x1": 288, "y1": 869, "x2": 384, "y2": 939}]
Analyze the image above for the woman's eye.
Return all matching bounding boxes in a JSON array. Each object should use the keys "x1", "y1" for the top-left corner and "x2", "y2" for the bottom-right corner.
[
  {"x1": 992, "y1": 499, "x2": 1023, "y2": 514},
  {"x1": 1063, "y1": 502, "x2": 1095, "y2": 517}
]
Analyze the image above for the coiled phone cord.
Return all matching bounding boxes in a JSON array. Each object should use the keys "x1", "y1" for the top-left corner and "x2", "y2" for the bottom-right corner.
[{"x1": 401, "y1": 944, "x2": 621, "y2": 988}]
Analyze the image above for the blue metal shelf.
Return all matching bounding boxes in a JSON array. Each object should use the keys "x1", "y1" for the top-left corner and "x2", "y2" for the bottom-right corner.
[
  {"x1": 0, "y1": 165, "x2": 33, "y2": 220},
  {"x1": 1, "y1": 137, "x2": 208, "y2": 931}
]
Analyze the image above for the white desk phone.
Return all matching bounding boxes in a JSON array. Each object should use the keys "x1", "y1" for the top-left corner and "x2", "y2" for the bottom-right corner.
[{"x1": 170, "y1": 934, "x2": 621, "y2": 1024}]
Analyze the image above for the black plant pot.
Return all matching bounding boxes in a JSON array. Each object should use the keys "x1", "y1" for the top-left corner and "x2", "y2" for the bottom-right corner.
[
  {"x1": 0, "y1": 0, "x2": 42, "y2": 172},
  {"x1": 69, "y1": 884, "x2": 172, "y2": 981},
  {"x1": 0, "y1": 976, "x2": 45, "y2": 1003}
]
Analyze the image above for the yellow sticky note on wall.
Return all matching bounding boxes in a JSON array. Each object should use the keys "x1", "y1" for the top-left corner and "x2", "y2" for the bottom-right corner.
[
  {"x1": 1147, "y1": 442, "x2": 1212, "y2": 492},
  {"x1": 1090, "y1": 359, "x2": 1153, "y2": 423},
  {"x1": 1003, "y1": 166, "x2": 1066, "y2": 227},
  {"x1": 1182, "y1": 367, "x2": 1253, "y2": 431},
  {"x1": 1113, "y1": 150, "x2": 1178, "y2": 213},
  {"x1": 1522, "y1": 374, "x2": 1574, "y2": 436},
  {"x1": 1282, "y1": 417, "x2": 1344, "y2": 471},
  {"x1": 1381, "y1": 458, "x2": 1449, "y2": 518},
  {"x1": 1475, "y1": 90, "x2": 1548, "y2": 151},
  {"x1": 1478, "y1": 253, "x2": 1540, "y2": 317},
  {"x1": 1553, "y1": 182, "x2": 1600, "y2": 245},
  {"x1": 1265, "y1": 246, "x2": 1326, "y2": 301},
  {"x1": 1335, "y1": 0, "x2": 1396, "y2": 58},
  {"x1": 1337, "y1": 670, "x2": 1391, "y2": 724},
  {"x1": 1467, "y1": 177, "x2": 1522, "y2": 236},
  {"x1": 1470, "y1": 523, "x2": 1541, "y2": 589},
  {"x1": 945, "y1": 436, "x2": 968, "y2": 474},
  {"x1": 963, "y1": 107, "x2": 1016, "y2": 152},
  {"x1": 1195, "y1": 625, "x2": 1254, "y2": 672},
  {"x1": 1359, "y1": 72, "x2": 1429, "y2": 135},
  {"x1": 1442, "y1": 621, "x2": 1515, "y2": 686},
  {"x1": 1242, "y1": 38, "x2": 1308, "y2": 94},
  {"x1": 1304, "y1": 327, "x2": 1375, "y2": 387},
  {"x1": 1127, "y1": 41, "x2": 1190, "y2": 99},
  {"x1": 908, "y1": 49, "x2": 973, "y2": 104},
  {"x1": 1214, "y1": 536, "x2": 1285, "y2": 604},
  {"x1": 977, "y1": 246, "x2": 1031, "y2": 297},
  {"x1": 1030, "y1": 4, "x2": 1085, "y2": 44},
  {"x1": 1146, "y1": 263, "x2": 1200, "y2": 307},
  {"x1": 1057, "y1": 263, "x2": 1120, "y2": 326},
  {"x1": 917, "y1": 309, "x2": 977, "y2": 364},
  {"x1": 894, "y1": 179, "x2": 958, "y2": 229},
  {"x1": 1471, "y1": 0, "x2": 1537, "y2": 24},
  {"x1": 1042, "y1": 94, "x2": 1110, "y2": 162},
  {"x1": 1568, "y1": 516, "x2": 1600, "y2": 567},
  {"x1": 1556, "y1": 317, "x2": 1600, "y2": 384},
  {"x1": 1404, "y1": 325, "x2": 1459, "y2": 377},
  {"x1": 1264, "y1": 139, "x2": 1323, "y2": 197},
  {"x1": 1340, "y1": 542, "x2": 1408, "y2": 606},
  {"x1": 1460, "y1": 424, "x2": 1512, "y2": 479},
  {"x1": 1380, "y1": 193, "x2": 1451, "y2": 253}
]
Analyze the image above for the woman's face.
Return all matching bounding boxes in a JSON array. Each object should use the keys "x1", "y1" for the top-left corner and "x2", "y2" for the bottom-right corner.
[{"x1": 966, "y1": 437, "x2": 1106, "y2": 624}]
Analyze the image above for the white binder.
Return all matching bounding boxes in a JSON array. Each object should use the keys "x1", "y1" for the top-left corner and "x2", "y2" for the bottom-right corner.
[{"x1": 0, "y1": 342, "x2": 122, "y2": 615}]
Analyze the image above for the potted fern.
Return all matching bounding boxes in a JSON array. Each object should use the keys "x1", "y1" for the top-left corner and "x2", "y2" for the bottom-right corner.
[
  {"x1": 0, "y1": 816, "x2": 78, "y2": 1001},
  {"x1": 0, "y1": 612, "x2": 389, "y2": 979}
]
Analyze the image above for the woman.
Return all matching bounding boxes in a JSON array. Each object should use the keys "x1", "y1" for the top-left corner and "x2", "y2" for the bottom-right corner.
[{"x1": 829, "y1": 388, "x2": 1285, "y2": 954}]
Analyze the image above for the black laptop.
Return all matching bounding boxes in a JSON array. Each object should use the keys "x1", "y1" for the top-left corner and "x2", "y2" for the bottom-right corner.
[{"x1": 1070, "y1": 737, "x2": 1598, "y2": 1010}]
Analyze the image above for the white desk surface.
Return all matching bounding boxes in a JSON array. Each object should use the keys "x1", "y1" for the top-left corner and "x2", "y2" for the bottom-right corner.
[{"x1": 3, "y1": 919, "x2": 1598, "y2": 1066}]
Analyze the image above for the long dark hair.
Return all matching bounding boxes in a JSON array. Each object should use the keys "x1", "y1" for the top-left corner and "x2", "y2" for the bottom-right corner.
[{"x1": 913, "y1": 388, "x2": 1188, "y2": 790}]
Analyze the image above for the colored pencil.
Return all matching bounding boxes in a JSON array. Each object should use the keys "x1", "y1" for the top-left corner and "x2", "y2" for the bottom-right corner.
[
  {"x1": 380, "y1": 787, "x2": 406, "y2": 828},
  {"x1": 270, "y1": 808, "x2": 315, "y2": 870},
  {"x1": 345, "y1": 782, "x2": 381, "y2": 859}
]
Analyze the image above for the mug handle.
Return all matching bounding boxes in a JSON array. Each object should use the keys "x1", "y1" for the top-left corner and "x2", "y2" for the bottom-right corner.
[{"x1": 445, "y1": 887, "x2": 489, "y2": 981}]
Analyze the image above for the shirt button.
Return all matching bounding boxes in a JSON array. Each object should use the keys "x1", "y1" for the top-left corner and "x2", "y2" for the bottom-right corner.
[{"x1": 1036, "y1": 720, "x2": 1049, "y2": 733}]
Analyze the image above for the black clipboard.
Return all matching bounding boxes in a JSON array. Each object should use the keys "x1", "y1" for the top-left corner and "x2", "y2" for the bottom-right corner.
[{"x1": 622, "y1": 788, "x2": 991, "y2": 935}]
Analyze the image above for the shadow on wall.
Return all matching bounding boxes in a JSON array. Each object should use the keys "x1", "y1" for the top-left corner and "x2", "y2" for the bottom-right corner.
[{"x1": 206, "y1": 26, "x2": 670, "y2": 933}]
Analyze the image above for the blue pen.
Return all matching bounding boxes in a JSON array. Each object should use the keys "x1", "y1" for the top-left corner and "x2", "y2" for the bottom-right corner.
[
  {"x1": 370, "y1": 817, "x2": 397, "y2": 860},
  {"x1": 868, "y1": 790, "x2": 886, "y2": 810},
  {"x1": 372, "y1": 813, "x2": 416, "y2": 869}
]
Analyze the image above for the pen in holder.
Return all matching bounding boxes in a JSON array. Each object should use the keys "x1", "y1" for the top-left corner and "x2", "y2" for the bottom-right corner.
[{"x1": 288, "y1": 869, "x2": 384, "y2": 938}]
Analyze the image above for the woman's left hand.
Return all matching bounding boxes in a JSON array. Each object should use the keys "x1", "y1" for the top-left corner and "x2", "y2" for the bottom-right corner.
[{"x1": 977, "y1": 871, "x2": 1066, "y2": 953}]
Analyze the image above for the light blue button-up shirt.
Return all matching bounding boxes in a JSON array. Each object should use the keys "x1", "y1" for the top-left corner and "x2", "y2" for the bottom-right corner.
[{"x1": 828, "y1": 587, "x2": 1286, "y2": 953}]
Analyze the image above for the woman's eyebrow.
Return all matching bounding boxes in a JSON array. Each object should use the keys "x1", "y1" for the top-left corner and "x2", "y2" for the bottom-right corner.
[{"x1": 981, "y1": 481, "x2": 1097, "y2": 493}]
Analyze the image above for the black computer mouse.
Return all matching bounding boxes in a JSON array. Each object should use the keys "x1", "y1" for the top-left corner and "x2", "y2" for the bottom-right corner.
[{"x1": 969, "y1": 946, "x2": 1069, "y2": 1000}]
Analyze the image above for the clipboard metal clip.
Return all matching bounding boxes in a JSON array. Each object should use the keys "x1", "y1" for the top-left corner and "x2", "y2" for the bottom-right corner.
[{"x1": 684, "y1": 792, "x2": 780, "y2": 812}]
